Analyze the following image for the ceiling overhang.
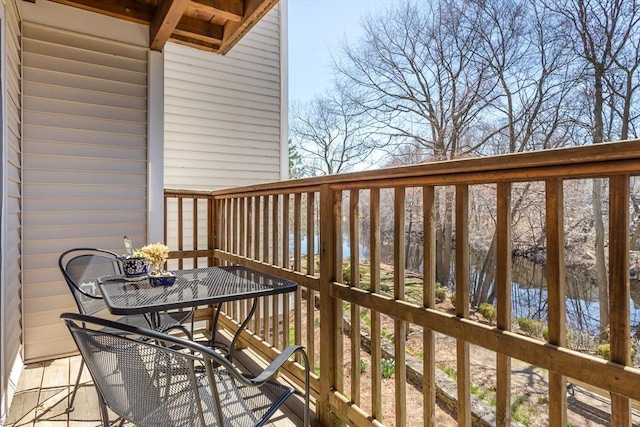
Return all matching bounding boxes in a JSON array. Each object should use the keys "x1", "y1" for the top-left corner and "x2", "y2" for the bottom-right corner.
[{"x1": 41, "y1": 0, "x2": 279, "y2": 53}]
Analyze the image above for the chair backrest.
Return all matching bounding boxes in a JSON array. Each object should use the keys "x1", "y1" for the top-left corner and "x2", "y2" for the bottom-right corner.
[
  {"x1": 61, "y1": 313, "x2": 297, "y2": 427},
  {"x1": 58, "y1": 248, "x2": 122, "y2": 316}
]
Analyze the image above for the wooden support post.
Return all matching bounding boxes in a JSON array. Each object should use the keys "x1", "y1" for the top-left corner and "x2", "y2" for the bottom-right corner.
[
  {"x1": 306, "y1": 192, "x2": 316, "y2": 372},
  {"x1": 254, "y1": 196, "x2": 260, "y2": 262},
  {"x1": 423, "y1": 186, "x2": 436, "y2": 426},
  {"x1": 609, "y1": 174, "x2": 631, "y2": 427},
  {"x1": 455, "y1": 184, "x2": 471, "y2": 427},
  {"x1": 178, "y1": 196, "x2": 184, "y2": 269},
  {"x1": 247, "y1": 197, "x2": 253, "y2": 260},
  {"x1": 350, "y1": 189, "x2": 361, "y2": 405},
  {"x1": 545, "y1": 178, "x2": 567, "y2": 426},
  {"x1": 370, "y1": 188, "x2": 383, "y2": 421},
  {"x1": 282, "y1": 194, "x2": 290, "y2": 349},
  {"x1": 319, "y1": 184, "x2": 338, "y2": 425},
  {"x1": 496, "y1": 182, "x2": 512, "y2": 427},
  {"x1": 208, "y1": 196, "x2": 215, "y2": 267},
  {"x1": 272, "y1": 194, "x2": 280, "y2": 349},
  {"x1": 294, "y1": 193, "x2": 302, "y2": 359},
  {"x1": 193, "y1": 197, "x2": 199, "y2": 268},
  {"x1": 394, "y1": 187, "x2": 407, "y2": 426},
  {"x1": 239, "y1": 197, "x2": 245, "y2": 257}
]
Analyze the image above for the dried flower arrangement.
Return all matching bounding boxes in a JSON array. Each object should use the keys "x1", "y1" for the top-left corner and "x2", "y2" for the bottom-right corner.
[{"x1": 139, "y1": 243, "x2": 170, "y2": 275}]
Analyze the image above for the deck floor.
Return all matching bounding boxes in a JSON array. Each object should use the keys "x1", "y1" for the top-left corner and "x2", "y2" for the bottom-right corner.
[{"x1": 6, "y1": 331, "x2": 312, "y2": 426}]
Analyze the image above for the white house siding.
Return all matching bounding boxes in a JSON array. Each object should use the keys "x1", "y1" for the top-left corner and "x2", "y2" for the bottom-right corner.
[
  {"x1": 164, "y1": 5, "x2": 284, "y2": 264},
  {"x1": 20, "y1": 16, "x2": 149, "y2": 361},
  {"x1": 2, "y1": 0, "x2": 22, "y2": 419},
  {"x1": 164, "y1": 6, "x2": 283, "y2": 191}
]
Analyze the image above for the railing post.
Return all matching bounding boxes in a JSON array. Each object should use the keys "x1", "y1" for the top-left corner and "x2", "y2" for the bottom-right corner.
[
  {"x1": 609, "y1": 174, "x2": 631, "y2": 426},
  {"x1": 319, "y1": 184, "x2": 338, "y2": 425},
  {"x1": 495, "y1": 182, "x2": 512, "y2": 427},
  {"x1": 455, "y1": 184, "x2": 471, "y2": 427},
  {"x1": 209, "y1": 195, "x2": 216, "y2": 266},
  {"x1": 423, "y1": 186, "x2": 436, "y2": 426},
  {"x1": 545, "y1": 178, "x2": 567, "y2": 426}
]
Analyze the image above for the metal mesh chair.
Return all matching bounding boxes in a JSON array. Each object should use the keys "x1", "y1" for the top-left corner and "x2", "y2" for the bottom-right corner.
[
  {"x1": 59, "y1": 248, "x2": 193, "y2": 411},
  {"x1": 61, "y1": 313, "x2": 310, "y2": 427}
]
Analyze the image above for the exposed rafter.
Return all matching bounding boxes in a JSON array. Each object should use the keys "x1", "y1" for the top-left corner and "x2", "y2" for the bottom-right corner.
[
  {"x1": 150, "y1": 0, "x2": 190, "y2": 50},
  {"x1": 42, "y1": 0, "x2": 278, "y2": 53}
]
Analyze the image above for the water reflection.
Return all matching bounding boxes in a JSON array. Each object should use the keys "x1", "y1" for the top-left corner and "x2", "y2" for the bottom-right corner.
[{"x1": 509, "y1": 258, "x2": 640, "y2": 335}]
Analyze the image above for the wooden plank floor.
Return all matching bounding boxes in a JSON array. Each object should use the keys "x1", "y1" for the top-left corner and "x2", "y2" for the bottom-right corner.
[{"x1": 6, "y1": 333, "x2": 313, "y2": 426}]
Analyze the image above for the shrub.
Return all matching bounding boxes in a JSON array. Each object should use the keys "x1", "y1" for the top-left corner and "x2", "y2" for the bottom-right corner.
[
  {"x1": 450, "y1": 294, "x2": 456, "y2": 308},
  {"x1": 478, "y1": 303, "x2": 496, "y2": 324},
  {"x1": 597, "y1": 343, "x2": 610, "y2": 360},
  {"x1": 597, "y1": 343, "x2": 636, "y2": 361},
  {"x1": 342, "y1": 263, "x2": 367, "y2": 284},
  {"x1": 517, "y1": 318, "x2": 544, "y2": 338},
  {"x1": 381, "y1": 358, "x2": 395, "y2": 379},
  {"x1": 360, "y1": 359, "x2": 367, "y2": 374},
  {"x1": 435, "y1": 286, "x2": 447, "y2": 302},
  {"x1": 541, "y1": 327, "x2": 576, "y2": 346}
]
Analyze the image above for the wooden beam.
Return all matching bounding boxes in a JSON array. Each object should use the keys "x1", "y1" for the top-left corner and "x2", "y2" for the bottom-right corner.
[
  {"x1": 495, "y1": 182, "x2": 512, "y2": 427},
  {"x1": 150, "y1": 0, "x2": 190, "y2": 51},
  {"x1": 168, "y1": 34, "x2": 220, "y2": 52},
  {"x1": 455, "y1": 185, "x2": 471, "y2": 427},
  {"x1": 219, "y1": 0, "x2": 278, "y2": 54},
  {"x1": 46, "y1": 0, "x2": 154, "y2": 24},
  {"x1": 545, "y1": 178, "x2": 567, "y2": 427},
  {"x1": 609, "y1": 174, "x2": 631, "y2": 427},
  {"x1": 423, "y1": 186, "x2": 436, "y2": 425},
  {"x1": 318, "y1": 184, "x2": 338, "y2": 425},
  {"x1": 189, "y1": 0, "x2": 243, "y2": 22}
]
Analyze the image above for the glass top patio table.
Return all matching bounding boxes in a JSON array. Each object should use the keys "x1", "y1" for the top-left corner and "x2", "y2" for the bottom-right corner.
[{"x1": 97, "y1": 265, "x2": 296, "y2": 316}]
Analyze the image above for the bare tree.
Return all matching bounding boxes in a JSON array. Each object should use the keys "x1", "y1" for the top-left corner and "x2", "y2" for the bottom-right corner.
[
  {"x1": 544, "y1": 0, "x2": 640, "y2": 340},
  {"x1": 336, "y1": 0, "x2": 495, "y2": 162},
  {"x1": 460, "y1": 0, "x2": 580, "y2": 304},
  {"x1": 335, "y1": 0, "x2": 500, "y2": 285},
  {"x1": 290, "y1": 86, "x2": 381, "y2": 176}
]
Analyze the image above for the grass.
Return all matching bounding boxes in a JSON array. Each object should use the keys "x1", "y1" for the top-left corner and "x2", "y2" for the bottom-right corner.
[
  {"x1": 289, "y1": 325, "x2": 296, "y2": 345},
  {"x1": 359, "y1": 310, "x2": 372, "y2": 327},
  {"x1": 437, "y1": 363, "x2": 457, "y2": 380},
  {"x1": 511, "y1": 395, "x2": 531, "y2": 426}
]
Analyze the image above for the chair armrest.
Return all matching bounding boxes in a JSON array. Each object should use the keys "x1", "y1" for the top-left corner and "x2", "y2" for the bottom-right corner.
[{"x1": 249, "y1": 345, "x2": 308, "y2": 385}]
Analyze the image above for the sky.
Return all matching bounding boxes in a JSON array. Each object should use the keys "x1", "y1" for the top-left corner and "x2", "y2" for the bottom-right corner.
[{"x1": 287, "y1": 0, "x2": 393, "y2": 104}]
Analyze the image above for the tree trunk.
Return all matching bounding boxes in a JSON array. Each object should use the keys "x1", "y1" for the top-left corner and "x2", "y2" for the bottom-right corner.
[
  {"x1": 442, "y1": 188, "x2": 454, "y2": 287},
  {"x1": 405, "y1": 216, "x2": 413, "y2": 271},
  {"x1": 594, "y1": 179, "x2": 609, "y2": 341},
  {"x1": 592, "y1": 69, "x2": 609, "y2": 341},
  {"x1": 475, "y1": 233, "x2": 498, "y2": 305}
]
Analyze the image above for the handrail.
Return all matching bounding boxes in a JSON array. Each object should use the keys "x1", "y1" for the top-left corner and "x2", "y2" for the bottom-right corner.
[{"x1": 209, "y1": 139, "x2": 640, "y2": 197}]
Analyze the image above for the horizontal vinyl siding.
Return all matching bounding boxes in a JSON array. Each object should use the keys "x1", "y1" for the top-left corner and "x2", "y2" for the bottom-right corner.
[
  {"x1": 3, "y1": 0, "x2": 23, "y2": 410},
  {"x1": 164, "y1": 5, "x2": 283, "y2": 191},
  {"x1": 21, "y1": 22, "x2": 148, "y2": 361}
]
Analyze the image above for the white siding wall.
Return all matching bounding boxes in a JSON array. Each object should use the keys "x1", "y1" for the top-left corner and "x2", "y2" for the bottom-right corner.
[
  {"x1": 2, "y1": 0, "x2": 22, "y2": 418},
  {"x1": 21, "y1": 20, "x2": 148, "y2": 361},
  {"x1": 164, "y1": 5, "x2": 284, "y2": 191}
]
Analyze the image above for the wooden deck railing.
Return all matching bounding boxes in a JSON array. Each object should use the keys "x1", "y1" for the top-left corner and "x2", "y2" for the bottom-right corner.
[{"x1": 164, "y1": 139, "x2": 640, "y2": 426}]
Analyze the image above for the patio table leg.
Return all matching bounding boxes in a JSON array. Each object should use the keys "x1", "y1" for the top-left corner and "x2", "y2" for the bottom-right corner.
[{"x1": 209, "y1": 298, "x2": 258, "y2": 362}]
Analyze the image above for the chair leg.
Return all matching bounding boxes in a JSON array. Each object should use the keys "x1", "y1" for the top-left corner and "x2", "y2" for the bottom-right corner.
[
  {"x1": 98, "y1": 396, "x2": 110, "y2": 427},
  {"x1": 66, "y1": 359, "x2": 84, "y2": 412}
]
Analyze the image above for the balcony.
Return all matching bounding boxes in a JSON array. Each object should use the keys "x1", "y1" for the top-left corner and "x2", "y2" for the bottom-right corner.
[{"x1": 8, "y1": 140, "x2": 640, "y2": 426}]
